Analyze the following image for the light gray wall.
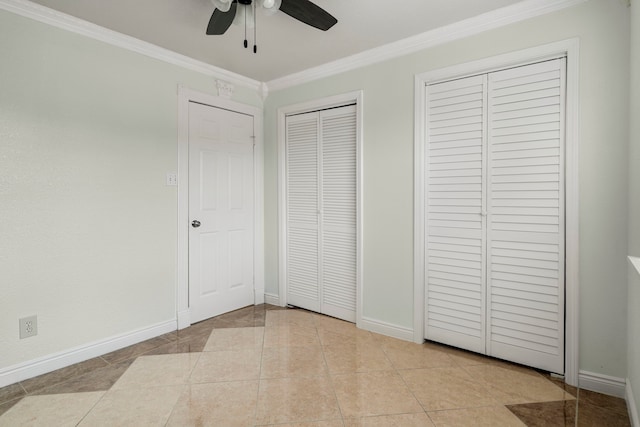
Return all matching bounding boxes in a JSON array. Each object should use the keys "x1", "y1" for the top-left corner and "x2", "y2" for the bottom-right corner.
[
  {"x1": 0, "y1": 9, "x2": 261, "y2": 370},
  {"x1": 628, "y1": 0, "x2": 640, "y2": 414},
  {"x1": 264, "y1": 0, "x2": 631, "y2": 378}
]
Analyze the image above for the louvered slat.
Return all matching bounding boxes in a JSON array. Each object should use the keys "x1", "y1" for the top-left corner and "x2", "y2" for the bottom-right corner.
[
  {"x1": 286, "y1": 113, "x2": 320, "y2": 311},
  {"x1": 425, "y1": 75, "x2": 487, "y2": 353},
  {"x1": 487, "y1": 58, "x2": 565, "y2": 373},
  {"x1": 321, "y1": 106, "x2": 357, "y2": 322}
]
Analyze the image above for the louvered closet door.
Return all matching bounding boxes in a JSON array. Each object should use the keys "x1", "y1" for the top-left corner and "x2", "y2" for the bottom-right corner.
[
  {"x1": 487, "y1": 58, "x2": 565, "y2": 373},
  {"x1": 285, "y1": 105, "x2": 357, "y2": 322},
  {"x1": 286, "y1": 112, "x2": 321, "y2": 312},
  {"x1": 425, "y1": 75, "x2": 487, "y2": 354},
  {"x1": 320, "y1": 105, "x2": 357, "y2": 322}
]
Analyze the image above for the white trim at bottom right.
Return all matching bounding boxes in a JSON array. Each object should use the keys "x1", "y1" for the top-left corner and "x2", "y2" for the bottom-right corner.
[{"x1": 579, "y1": 370, "x2": 626, "y2": 398}]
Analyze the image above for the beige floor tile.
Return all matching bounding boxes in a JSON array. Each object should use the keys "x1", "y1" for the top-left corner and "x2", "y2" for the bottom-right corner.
[
  {"x1": 344, "y1": 412, "x2": 435, "y2": 426},
  {"x1": 203, "y1": 327, "x2": 264, "y2": 352},
  {"x1": 314, "y1": 316, "x2": 359, "y2": 336},
  {"x1": 463, "y1": 364, "x2": 573, "y2": 405},
  {"x1": 332, "y1": 370, "x2": 423, "y2": 418},
  {"x1": 0, "y1": 392, "x2": 104, "y2": 427},
  {"x1": 439, "y1": 345, "x2": 494, "y2": 367},
  {"x1": 265, "y1": 310, "x2": 317, "y2": 329},
  {"x1": 318, "y1": 328, "x2": 378, "y2": 347},
  {"x1": 255, "y1": 376, "x2": 341, "y2": 425},
  {"x1": 20, "y1": 357, "x2": 108, "y2": 393},
  {"x1": 112, "y1": 353, "x2": 200, "y2": 390},
  {"x1": 0, "y1": 383, "x2": 25, "y2": 405},
  {"x1": 261, "y1": 346, "x2": 328, "y2": 379},
  {"x1": 190, "y1": 349, "x2": 261, "y2": 383},
  {"x1": 272, "y1": 421, "x2": 345, "y2": 427},
  {"x1": 323, "y1": 342, "x2": 393, "y2": 374},
  {"x1": 427, "y1": 405, "x2": 526, "y2": 426},
  {"x1": 78, "y1": 386, "x2": 183, "y2": 426},
  {"x1": 166, "y1": 381, "x2": 259, "y2": 427},
  {"x1": 263, "y1": 324, "x2": 320, "y2": 348},
  {"x1": 400, "y1": 367, "x2": 498, "y2": 411},
  {"x1": 372, "y1": 334, "x2": 411, "y2": 348},
  {"x1": 382, "y1": 341, "x2": 457, "y2": 370}
]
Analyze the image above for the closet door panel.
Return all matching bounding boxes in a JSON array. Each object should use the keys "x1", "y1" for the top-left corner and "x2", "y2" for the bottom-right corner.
[
  {"x1": 286, "y1": 112, "x2": 321, "y2": 311},
  {"x1": 425, "y1": 75, "x2": 487, "y2": 353},
  {"x1": 320, "y1": 106, "x2": 357, "y2": 321},
  {"x1": 487, "y1": 58, "x2": 565, "y2": 373},
  {"x1": 285, "y1": 105, "x2": 358, "y2": 322}
]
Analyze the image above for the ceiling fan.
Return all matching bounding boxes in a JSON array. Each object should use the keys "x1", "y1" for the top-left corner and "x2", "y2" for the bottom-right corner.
[{"x1": 207, "y1": 0, "x2": 337, "y2": 52}]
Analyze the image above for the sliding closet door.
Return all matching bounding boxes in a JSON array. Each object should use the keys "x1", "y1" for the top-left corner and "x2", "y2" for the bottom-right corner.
[
  {"x1": 286, "y1": 112, "x2": 321, "y2": 312},
  {"x1": 285, "y1": 105, "x2": 357, "y2": 322},
  {"x1": 424, "y1": 75, "x2": 487, "y2": 354},
  {"x1": 486, "y1": 58, "x2": 565, "y2": 373}
]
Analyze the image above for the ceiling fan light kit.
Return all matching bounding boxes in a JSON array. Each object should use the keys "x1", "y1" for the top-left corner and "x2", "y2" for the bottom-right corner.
[
  {"x1": 261, "y1": 0, "x2": 281, "y2": 16},
  {"x1": 206, "y1": 0, "x2": 337, "y2": 53},
  {"x1": 211, "y1": 0, "x2": 232, "y2": 13}
]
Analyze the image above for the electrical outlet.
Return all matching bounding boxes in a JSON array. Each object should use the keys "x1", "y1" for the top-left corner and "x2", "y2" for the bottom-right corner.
[
  {"x1": 166, "y1": 173, "x2": 178, "y2": 186},
  {"x1": 19, "y1": 315, "x2": 37, "y2": 339}
]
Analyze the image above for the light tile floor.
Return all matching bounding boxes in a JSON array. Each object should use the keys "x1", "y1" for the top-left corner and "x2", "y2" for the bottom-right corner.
[{"x1": 0, "y1": 304, "x2": 632, "y2": 426}]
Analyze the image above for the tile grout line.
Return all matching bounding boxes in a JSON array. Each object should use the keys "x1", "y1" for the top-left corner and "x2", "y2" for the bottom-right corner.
[
  {"x1": 574, "y1": 386, "x2": 580, "y2": 426},
  {"x1": 253, "y1": 321, "x2": 267, "y2": 427},
  {"x1": 316, "y1": 321, "x2": 346, "y2": 425},
  {"x1": 395, "y1": 361, "x2": 436, "y2": 424}
]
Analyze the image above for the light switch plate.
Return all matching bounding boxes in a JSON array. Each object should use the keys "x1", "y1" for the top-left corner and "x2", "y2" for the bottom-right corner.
[{"x1": 166, "y1": 173, "x2": 178, "y2": 186}]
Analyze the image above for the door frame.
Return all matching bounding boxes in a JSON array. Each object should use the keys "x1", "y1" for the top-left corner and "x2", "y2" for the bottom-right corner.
[
  {"x1": 413, "y1": 39, "x2": 580, "y2": 385},
  {"x1": 177, "y1": 86, "x2": 264, "y2": 329},
  {"x1": 277, "y1": 90, "x2": 364, "y2": 326}
]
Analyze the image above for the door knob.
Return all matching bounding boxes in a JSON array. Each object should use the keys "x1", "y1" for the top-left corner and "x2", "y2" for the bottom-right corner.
[{"x1": 191, "y1": 220, "x2": 201, "y2": 228}]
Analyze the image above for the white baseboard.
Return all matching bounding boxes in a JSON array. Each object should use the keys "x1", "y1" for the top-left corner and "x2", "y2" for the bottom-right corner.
[
  {"x1": 359, "y1": 316, "x2": 414, "y2": 342},
  {"x1": 579, "y1": 370, "x2": 627, "y2": 398},
  {"x1": 177, "y1": 309, "x2": 190, "y2": 330},
  {"x1": 0, "y1": 319, "x2": 177, "y2": 388},
  {"x1": 264, "y1": 293, "x2": 280, "y2": 306},
  {"x1": 628, "y1": 380, "x2": 640, "y2": 427},
  {"x1": 254, "y1": 289, "x2": 265, "y2": 305}
]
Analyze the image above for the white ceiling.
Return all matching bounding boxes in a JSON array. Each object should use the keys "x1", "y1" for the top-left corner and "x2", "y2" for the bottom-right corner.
[{"x1": 28, "y1": 0, "x2": 526, "y2": 82}]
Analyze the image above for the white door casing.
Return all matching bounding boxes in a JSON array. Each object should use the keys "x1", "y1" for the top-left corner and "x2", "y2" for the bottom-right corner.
[
  {"x1": 177, "y1": 87, "x2": 264, "y2": 329},
  {"x1": 414, "y1": 39, "x2": 579, "y2": 384},
  {"x1": 188, "y1": 102, "x2": 255, "y2": 324}
]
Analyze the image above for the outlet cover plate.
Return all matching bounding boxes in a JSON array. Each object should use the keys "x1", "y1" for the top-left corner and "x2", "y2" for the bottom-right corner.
[{"x1": 19, "y1": 315, "x2": 38, "y2": 339}]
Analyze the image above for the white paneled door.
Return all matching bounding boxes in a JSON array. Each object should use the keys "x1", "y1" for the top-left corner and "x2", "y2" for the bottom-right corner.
[
  {"x1": 285, "y1": 105, "x2": 357, "y2": 322},
  {"x1": 425, "y1": 58, "x2": 566, "y2": 374},
  {"x1": 188, "y1": 102, "x2": 255, "y2": 324}
]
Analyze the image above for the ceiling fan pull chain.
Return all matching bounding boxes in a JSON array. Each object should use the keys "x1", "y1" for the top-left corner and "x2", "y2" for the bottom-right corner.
[
  {"x1": 243, "y1": 5, "x2": 248, "y2": 48},
  {"x1": 253, "y1": 1, "x2": 257, "y2": 53}
]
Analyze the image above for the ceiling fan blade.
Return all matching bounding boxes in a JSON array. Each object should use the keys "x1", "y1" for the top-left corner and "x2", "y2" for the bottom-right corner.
[
  {"x1": 206, "y1": 1, "x2": 238, "y2": 35},
  {"x1": 279, "y1": 0, "x2": 337, "y2": 31}
]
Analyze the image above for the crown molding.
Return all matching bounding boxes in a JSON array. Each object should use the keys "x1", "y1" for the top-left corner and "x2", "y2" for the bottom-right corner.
[
  {"x1": 266, "y1": 0, "x2": 588, "y2": 92},
  {"x1": 0, "y1": 0, "x2": 262, "y2": 91},
  {"x1": 630, "y1": 256, "x2": 640, "y2": 276}
]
